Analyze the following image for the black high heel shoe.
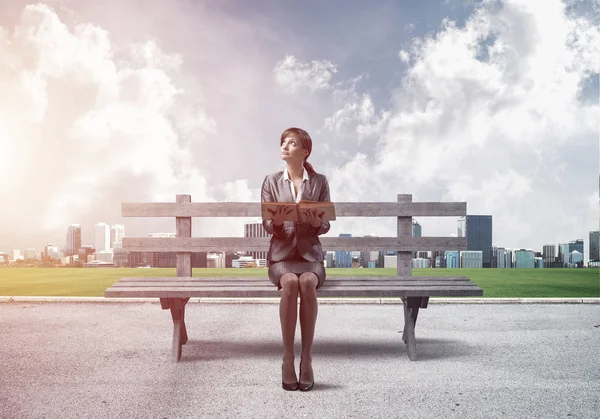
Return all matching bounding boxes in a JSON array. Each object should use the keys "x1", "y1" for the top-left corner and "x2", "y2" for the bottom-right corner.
[
  {"x1": 298, "y1": 361, "x2": 314, "y2": 392},
  {"x1": 282, "y1": 363, "x2": 299, "y2": 391}
]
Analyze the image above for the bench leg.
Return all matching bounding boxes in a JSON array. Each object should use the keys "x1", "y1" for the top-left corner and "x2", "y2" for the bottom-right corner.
[
  {"x1": 402, "y1": 297, "x2": 425, "y2": 361},
  {"x1": 164, "y1": 298, "x2": 189, "y2": 362}
]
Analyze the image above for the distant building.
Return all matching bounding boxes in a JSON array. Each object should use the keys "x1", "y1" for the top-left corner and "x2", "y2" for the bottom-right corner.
[
  {"x1": 335, "y1": 234, "x2": 352, "y2": 268},
  {"x1": 412, "y1": 258, "x2": 430, "y2": 268},
  {"x1": 384, "y1": 255, "x2": 397, "y2": 269},
  {"x1": 434, "y1": 255, "x2": 445, "y2": 268},
  {"x1": 24, "y1": 248, "x2": 37, "y2": 260},
  {"x1": 110, "y1": 225, "x2": 125, "y2": 249},
  {"x1": 78, "y1": 246, "x2": 95, "y2": 264},
  {"x1": 458, "y1": 215, "x2": 493, "y2": 268},
  {"x1": 94, "y1": 223, "x2": 110, "y2": 252},
  {"x1": 207, "y1": 252, "x2": 226, "y2": 269},
  {"x1": 445, "y1": 251, "x2": 460, "y2": 268},
  {"x1": 514, "y1": 249, "x2": 535, "y2": 268},
  {"x1": 504, "y1": 249, "x2": 513, "y2": 268},
  {"x1": 492, "y1": 246, "x2": 507, "y2": 268},
  {"x1": 325, "y1": 251, "x2": 334, "y2": 268},
  {"x1": 232, "y1": 256, "x2": 256, "y2": 268},
  {"x1": 569, "y1": 250, "x2": 583, "y2": 266},
  {"x1": 534, "y1": 257, "x2": 544, "y2": 268},
  {"x1": 589, "y1": 231, "x2": 600, "y2": 262},
  {"x1": 559, "y1": 239, "x2": 584, "y2": 263},
  {"x1": 244, "y1": 222, "x2": 269, "y2": 261},
  {"x1": 44, "y1": 244, "x2": 60, "y2": 260},
  {"x1": 412, "y1": 221, "x2": 422, "y2": 258},
  {"x1": 543, "y1": 244, "x2": 557, "y2": 268},
  {"x1": 66, "y1": 224, "x2": 82, "y2": 256},
  {"x1": 95, "y1": 250, "x2": 114, "y2": 264},
  {"x1": 460, "y1": 250, "x2": 483, "y2": 268}
]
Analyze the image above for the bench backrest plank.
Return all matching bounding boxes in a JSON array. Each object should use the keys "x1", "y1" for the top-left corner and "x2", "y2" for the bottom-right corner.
[{"x1": 121, "y1": 193, "x2": 467, "y2": 277}]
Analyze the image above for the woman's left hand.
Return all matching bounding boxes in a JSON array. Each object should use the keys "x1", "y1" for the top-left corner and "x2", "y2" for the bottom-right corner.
[{"x1": 304, "y1": 209, "x2": 324, "y2": 228}]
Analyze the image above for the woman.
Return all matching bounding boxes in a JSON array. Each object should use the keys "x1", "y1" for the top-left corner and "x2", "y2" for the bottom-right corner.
[{"x1": 261, "y1": 127, "x2": 331, "y2": 392}]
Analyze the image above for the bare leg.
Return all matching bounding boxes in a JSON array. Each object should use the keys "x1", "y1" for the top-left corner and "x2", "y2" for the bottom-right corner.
[
  {"x1": 279, "y1": 273, "x2": 299, "y2": 384},
  {"x1": 298, "y1": 272, "x2": 319, "y2": 385}
]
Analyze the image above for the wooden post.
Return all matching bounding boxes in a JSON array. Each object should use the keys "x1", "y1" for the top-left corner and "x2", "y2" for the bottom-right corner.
[
  {"x1": 396, "y1": 194, "x2": 412, "y2": 277},
  {"x1": 171, "y1": 194, "x2": 192, "y2": 362},
  {"x1": 176, "y1": 194, "x2": 192, "y2": 277},
  {"x1": 398, "y1": 194, "x2": 418, "y2": 360}
]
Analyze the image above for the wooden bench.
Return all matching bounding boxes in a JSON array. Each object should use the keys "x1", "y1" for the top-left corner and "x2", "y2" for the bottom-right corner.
[{"x1": 105, "y1": 193, "x2": 483, "y2": 362}]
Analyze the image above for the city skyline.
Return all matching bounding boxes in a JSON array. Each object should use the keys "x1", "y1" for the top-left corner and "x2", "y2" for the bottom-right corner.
[
  {"x1": 0, "y1": 1, "x2": 597, "y2": 258},
  {"x1": 3, "y1": 219, "x2": 597, "y2": 266}
]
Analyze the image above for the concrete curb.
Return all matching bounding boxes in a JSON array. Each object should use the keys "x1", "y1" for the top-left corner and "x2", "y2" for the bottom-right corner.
[{"x1": 1, "y1": 296, "x2": 598, "y2": 304}]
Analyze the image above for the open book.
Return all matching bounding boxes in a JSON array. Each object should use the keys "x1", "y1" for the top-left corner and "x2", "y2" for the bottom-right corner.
[{"x1": 261, "y1": 200, "x2": 336, "y2": 223}]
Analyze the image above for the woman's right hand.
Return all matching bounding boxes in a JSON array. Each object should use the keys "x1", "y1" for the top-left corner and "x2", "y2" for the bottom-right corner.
[{"x1": 271, "y1": 206, "x2": 293, "y2": 226}]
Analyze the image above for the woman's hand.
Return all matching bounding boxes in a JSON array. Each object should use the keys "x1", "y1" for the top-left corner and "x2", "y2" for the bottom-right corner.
[
  {"x1": 304, "y1": 208, "x2": 324, "y2": 228},
  {"x1": 270, "y1": 206, "x2": 293, "y2": 226}
]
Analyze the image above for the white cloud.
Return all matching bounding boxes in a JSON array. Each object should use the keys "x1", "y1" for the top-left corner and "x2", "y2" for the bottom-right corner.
[
  {"x1": 320, "y1": 76, "x2": 390, "y2": 144},
  {"x1": 273, "y1": 54, "x2": 338, "y2": 93},
  {"x1": 320, "y1": 0, "x2": 598, "y2": 252},
  {"x1": 398, "y1": 49, "x2": 410, "y2": 63},
  {"x1": 0, "y1": 4, "x2": 217, "y2": 245}
]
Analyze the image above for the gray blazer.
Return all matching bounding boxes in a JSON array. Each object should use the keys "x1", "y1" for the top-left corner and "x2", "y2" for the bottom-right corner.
[{"x1": 261, "y1": 171, "x2": 331, "y2": 264}]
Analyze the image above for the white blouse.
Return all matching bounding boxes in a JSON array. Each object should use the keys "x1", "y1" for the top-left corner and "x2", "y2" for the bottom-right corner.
[{"x1": 283, "y1": 166, "x2": 309, "y2": 203}]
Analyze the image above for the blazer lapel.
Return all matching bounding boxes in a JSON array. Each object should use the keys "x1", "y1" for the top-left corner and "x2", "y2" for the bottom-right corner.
[
  {"x1": 302, "y1": 174, "x2": 319, "y2": 201},
  {"x1": 276, "y1": 172, "x2": 295, "y2": 203}
]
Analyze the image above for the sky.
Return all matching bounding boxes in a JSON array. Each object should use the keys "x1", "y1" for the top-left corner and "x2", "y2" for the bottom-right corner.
[{"x1": 0, "y1": 0, "x2": 598, "y2": 261}]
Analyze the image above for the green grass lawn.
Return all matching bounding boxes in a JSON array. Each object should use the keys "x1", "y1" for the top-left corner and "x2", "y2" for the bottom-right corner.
[{"x1": 0, "y1": 267, "x2": 598, "y2": 298}]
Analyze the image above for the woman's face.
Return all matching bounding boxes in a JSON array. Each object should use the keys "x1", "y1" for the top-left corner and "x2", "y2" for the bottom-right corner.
[{"x1": 280, "y1": 135, "x2": 308, "y2": 163}]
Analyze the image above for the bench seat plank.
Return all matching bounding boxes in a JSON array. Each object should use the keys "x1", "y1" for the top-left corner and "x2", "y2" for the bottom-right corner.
[
  {"x1": 116, "y1": 276, "x2": 474, "y2": 282},
  {"x1": 105, "y1": 284, "x2": 483, "y2": 298},
  {"x1": 111, "y1": 280, "x2": 476, "y2": 288}
]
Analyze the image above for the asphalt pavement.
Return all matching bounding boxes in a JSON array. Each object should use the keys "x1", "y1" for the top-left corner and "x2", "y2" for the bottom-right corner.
[{"x1": 1, "y1": 300, "x2": 598, "y2": 418}]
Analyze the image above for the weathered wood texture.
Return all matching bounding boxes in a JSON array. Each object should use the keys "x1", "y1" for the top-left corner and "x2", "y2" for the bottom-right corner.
[
  {"x1": 118, "y1": 275, "x2": 476, "y2": 284},
  {"x1": 105, "y1": 277, "x2": 483, "y2": 298},
  {"x1": 397, "y1": 194, "x2": 412, "y2": 277},
  {"x1": 122, "y1": 201, "x2": 466, "y2": 218},
  {"x1": 121, "y1": 236, "x2": 467, "y2": 252},
  {"x1": 176, "y1": 195, "x2": 192, "y2": 278}
]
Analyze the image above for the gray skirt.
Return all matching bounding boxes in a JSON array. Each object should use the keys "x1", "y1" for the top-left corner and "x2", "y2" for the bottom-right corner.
[{"x1": 268, "y1": 251, "x2": 326, "y2": 290}]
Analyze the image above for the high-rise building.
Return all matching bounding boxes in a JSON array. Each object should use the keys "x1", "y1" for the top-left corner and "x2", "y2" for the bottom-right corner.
[
  {"x1": 457, "y1": 218, "x2": 466, "y2": 238},
  {"x1": 412, "y1": 221, "x2": 421, "y2": 258},
  {"x1": 44, "y1": 244, "x2": 60, "y2": 260},
  {"x1": 559, "y1": 239, "x2": 584, "y2": 264},
  {"x1": 335, "y1": 234, "x2": 352, "y2": 268},
  {"x1": 589, "y1": 231, "x2": 599, "y2": 262},
  {"x1": 458, "y1": 215, "x2": 493, "y2": 268},
  {"x1": 94, "y1": 223, "x2": 110, "y2": 252},
  {"x1": 412, "y1": 221, "x2": 422, "y2": 237},
  {"x1": 66, "y1": 224, "x2": 82, "y2": 256},
  {"x1": 110, "y1": 224, "x2": 125, "y2": 249},
  {"x1": 542, "y1": 244, "x2": 556, "y2": 267},
  {"x1": 569, "y1": 250, "x2": 583, "y2": 266},
  {"x1": 492, "y1": 246, "x2": 506, "y2": 268},
  {"x1": 244, "y1": 222, "x2": 269, "y2": 260},
  {"x1": 515, "y1": 249, "x2": 535, "y2": 268},
  {"x1": 505, "y1": 249, "x2": 513, "y2": 268}
]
